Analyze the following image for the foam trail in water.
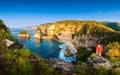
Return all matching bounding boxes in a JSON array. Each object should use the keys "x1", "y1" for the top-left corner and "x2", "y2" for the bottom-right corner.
[{"x1": 58, "y1": 42, "x2": 76, "y2": 62}]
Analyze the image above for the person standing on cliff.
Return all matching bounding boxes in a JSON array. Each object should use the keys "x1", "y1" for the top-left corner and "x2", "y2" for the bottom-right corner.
[{"x1": 96, "y1": 40, "x2": 103, "y2": 56}]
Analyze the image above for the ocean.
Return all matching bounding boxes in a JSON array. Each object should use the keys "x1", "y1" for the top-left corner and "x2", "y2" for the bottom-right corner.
[{"x1": 10, "y1": 28, "x2": 76, "y2": 62}]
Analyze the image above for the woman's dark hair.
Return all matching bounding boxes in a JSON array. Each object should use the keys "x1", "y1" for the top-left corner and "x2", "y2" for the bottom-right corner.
[{"x1": 97, "y1": 40, "x2": 101, "y2": 44}]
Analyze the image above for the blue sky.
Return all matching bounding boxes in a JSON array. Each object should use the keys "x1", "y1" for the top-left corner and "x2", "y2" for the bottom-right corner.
[{"x1": 0, "y1": 0, "x2": 120, "y2": 28}]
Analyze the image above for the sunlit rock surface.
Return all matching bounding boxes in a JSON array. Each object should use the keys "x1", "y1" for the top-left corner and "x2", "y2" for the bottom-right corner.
[
  {"x1": 87, "y1": 56, "x2": 112, "y2": 69},
  {"x1": 18, "y1": 31, "x2": 30, "y2": 41},
  {"x1": 18, "y1": 31, "x2": 30, "y2": 38},
  {"x1": 5, "y1": 39, "x2": 14, "y2": 47},
  {"x1": 36, "y1": 20, "x2": 115, "y2": 50},
  {"x1": 46, "y1": 58, "x2": 74, "y2": 74},
  {"x1": 34, "y1": 28, "x2": 43, "y2": 39},
  {"x1": 47, "y1": 24, "x2": 55, "y2": 36},
  {"x1": 41, "y1": 36, "x2": 54, "y2": 39}
]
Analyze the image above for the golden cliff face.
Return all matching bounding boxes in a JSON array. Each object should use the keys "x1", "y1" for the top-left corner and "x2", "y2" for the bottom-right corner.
[
  {"x1": 35, "y1": 20, "x2": 116, "y2": 49},
  {"x1": 38, "y1": 20, "x2": 115, "y2": 36},
  {"x1": 18, "y1": 33, "x2": 30, "y2": 38},
  {"x1": 18, "y1": 31, "x2": 30, "y2": 40},
  {"x1": 47, "y1": 24, "x2": 55, "y2": 35},
  {"x1": 34, "y1": 27, "x2": 43, "y2": 39}
]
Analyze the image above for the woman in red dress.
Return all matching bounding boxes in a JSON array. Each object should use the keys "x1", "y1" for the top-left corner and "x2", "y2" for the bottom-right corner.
[{"x1": 96, "y1": 40, "x2": 103, "y2": 56}]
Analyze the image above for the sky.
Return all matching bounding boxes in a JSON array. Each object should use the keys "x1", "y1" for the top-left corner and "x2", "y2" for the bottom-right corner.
[{"x1": 0, "y1": 0, "x2": 120, "y2": 28}]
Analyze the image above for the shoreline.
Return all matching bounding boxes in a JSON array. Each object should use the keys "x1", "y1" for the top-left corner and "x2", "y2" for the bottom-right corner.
[{"x1": 57, "y1": 40, "x2": 77, "y2": 62}]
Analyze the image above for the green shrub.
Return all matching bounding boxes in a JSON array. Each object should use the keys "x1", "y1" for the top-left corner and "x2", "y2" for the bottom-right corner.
[
  {"x1": 0, "y1": 20, "x2": 16, "y2": 41},
  {"x1": 16, "y1": 57, "x2": 34, "y2": 75},
  {"x1": 106, "y1": 42, "x2": 120, "y2": 57},
  {"x1": 92, "y1": 67, "x2": 108, "y2": 75},
  {"x1": 7, "y1": 68, "x2": 17, "y2": 75},
  {"x1": 75, "y1": 64, "x2": 87, "y2": 75},
  {"x1": 90, "y1": 53, "x2": 96, "y2": 59},
  {"x1": 38, "y1": 60, "x2": 58, "y2": 75},
  {"x1": 106, "y1": 49, "x2": 120, "y2": 57},
  {"x1": 76, "y1": 46, "x2": 92, "y2": 62},
  {"x1": 5, "y1": 49, "x2": 17, "y2": 61},
  {"x1": 75, "y1": 61, "x2": 83, "y2": 65},
  {"x1": 18, "y1": 47, "x2": 31, "y2": 58},
  {"x1": 108, "y1": 69, "x2": 120, "y2": 75},
  {"x1": 113, "y1": 61, "x2": 120, "y2": 67},
  {"x1": 75, "y1": 65, "x2": 120, "y2": 75},
  {"x1": 71, "y1": 34, "x2": 76, "y2": 39},
  {"x1": 18, "y1": 30, "x2": 29, "y2": 34},
  {"x1": 110, "y1": 57, "x2": 119, "y2": 61}
]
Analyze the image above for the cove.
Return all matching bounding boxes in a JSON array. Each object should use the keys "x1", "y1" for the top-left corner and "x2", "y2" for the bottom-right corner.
[{"x1": 10, "y1": 28, "x2": 76, "y2": 62}]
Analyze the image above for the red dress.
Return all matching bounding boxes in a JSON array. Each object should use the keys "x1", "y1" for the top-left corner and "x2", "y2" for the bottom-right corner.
[{"x1": 96, "y1": 45, "x2": 103, "y2": 54}]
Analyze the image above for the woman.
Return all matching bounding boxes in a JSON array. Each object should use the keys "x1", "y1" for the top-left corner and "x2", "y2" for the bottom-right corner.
[{"x1": 96, "y1": 40, "x2": 103, "y2": 56}]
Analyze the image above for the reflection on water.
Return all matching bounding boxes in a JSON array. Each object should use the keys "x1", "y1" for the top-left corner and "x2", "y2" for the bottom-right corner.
[
  {"x1": 34, "y1": 38, "x2": 40, "y2": 43},
  {"x1": 18, "y1": 36, "x2": 30, "y2": 41},
  {"x1": 34, "y1": 38, "x2": 40, "y2": 48}
]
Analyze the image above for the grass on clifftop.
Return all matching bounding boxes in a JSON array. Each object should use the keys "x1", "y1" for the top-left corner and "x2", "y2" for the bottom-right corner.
[
  {"x1": 55, "y1": 20, "x2": 115, "y2": 34},
  {"x1": 39, "y1": 20, "x2": 115, "y2": 37},
  {"x1": 101, "y1": 22, "x2": 120, "y2": 31},
  {"x1": 18, "y1": 30, "x2": 30, "y2": 35},
  {"x1": 0, "y1": 20, "x2": 15, "y2": 41}
]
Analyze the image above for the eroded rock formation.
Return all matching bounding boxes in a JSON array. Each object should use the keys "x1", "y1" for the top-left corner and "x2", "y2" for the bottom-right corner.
[
  {"x1": 87, "y1": 56, "x2": 112, "y2": 69},
  {"x1": 18, "y1": 30, "x2": 30, "y2": 39},
  {"x1": 36, "y1": 20, "x2": 115, "y2": 50},
  {"x1": 34, "y1": 27, "x2": 43, "y2": 39},
  {"x1": 46, "y1": 58, "x2": 74, "y2": 74}
]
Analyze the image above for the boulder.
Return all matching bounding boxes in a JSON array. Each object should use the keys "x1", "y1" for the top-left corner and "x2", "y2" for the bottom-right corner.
[
  {"x1": 64, "y1": 48, "x2": 74, "y2": 57},
  {"x1": 58, "y1": 42, "x2": 77, "y2": 62},
  {"x1": 87, "y1": 56, "x2": 112, "y2": 69},
  {"x1": 46, "y1": 58, "x2": 74, "y2": 74},
  {"x1": 5, "y1": 39, "x2": 14, "y2": 47}
]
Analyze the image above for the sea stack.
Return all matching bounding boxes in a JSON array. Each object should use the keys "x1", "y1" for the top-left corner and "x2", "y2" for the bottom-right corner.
[
  {"x1": 18, "y1": 30, "x2": 30, "y2": 39},
  {"x1": 34, "y1": 27, "x2": 43, "y2": 39}
]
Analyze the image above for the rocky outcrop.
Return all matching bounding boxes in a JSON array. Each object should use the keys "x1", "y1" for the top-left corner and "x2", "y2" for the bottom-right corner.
[
  {"x1": 58, "y1": 41, "x2": 77, "y2": 62},
  {"x1": 47, "y1": 24, "x2": 55, "y2": 35},
  {"x1": 5, "y1": 39, "x2": 14, "y2": 47},
  {"x1": 46, "y1": 58, "x2": 74, "y2": 74},
  {"x1": 18, "y1": 31, "x2": 30, "y2": 38},
  {"x1": 41, "y1": 36, "x2": 54, "y2": 39},
  {"x1": 34, "y1": 27, "x2": 43, "y2": 39},
  {"x1": 24, "y1": 26, "x2": 38, "y2": 30},
  {"x1": 57, "y1": 33, "x2": 100, "y2": 50},
  {"x1": 36, "y1": 20, "x2": 115, "y2": 50},
  {"x1": 58, "y1": 40, "x2": 77, "y2": 53},
  {"x1": 64, "y1": 48, "x2": 74, "y2": 57},
  {"x1": 87, "y1": 56, "x2": 112, "y2": 69}
]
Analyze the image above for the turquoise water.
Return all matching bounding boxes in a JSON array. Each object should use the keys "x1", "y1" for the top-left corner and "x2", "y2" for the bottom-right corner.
[{"x1": 10, "y1": 28, "x2": 76, "y2": 62}]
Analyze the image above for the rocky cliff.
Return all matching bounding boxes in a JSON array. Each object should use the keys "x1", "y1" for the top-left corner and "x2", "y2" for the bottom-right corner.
[
  {"x1": 24, "y1": 26, "x2": 38, "y2": 30},
  {"x1": 0, "y1": 20, "x2": 22, "y2": 49},
  {"x1": 36, "y1": 20, "x2": 116, "y2": 50},
  {"x1": 18, "y1": 30, "x2": 30, "y2": 39},
  {"x1": 101, "y1": 22, "x2": 120, "y2": 31},
  {"x1": 34, "y1": 27, "x2": 43, "y2": 39}
]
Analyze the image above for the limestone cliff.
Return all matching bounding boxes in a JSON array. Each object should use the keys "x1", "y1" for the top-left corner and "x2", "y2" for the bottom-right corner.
[
  {"x1": 36, "y1": 20, "x2": 116, "y2": 49},
  {"x1": 18, "y1": 30, "x2": 30, "y2": 38},
  {"x1": 24, "y1": 26, "x2": 38, "y2": 30},
  {"x1": 34, "y1": 27, "x2": 43, "y2": 39}
]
